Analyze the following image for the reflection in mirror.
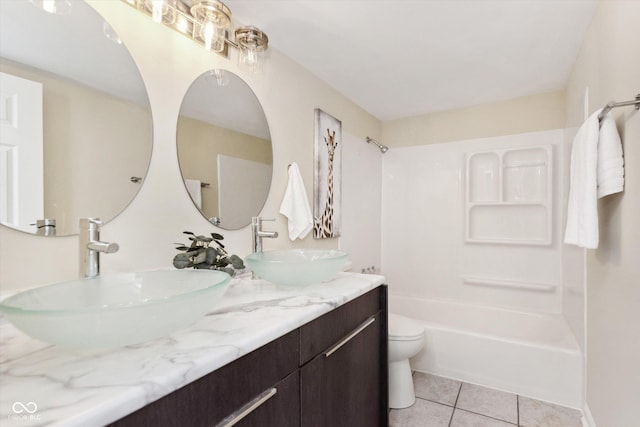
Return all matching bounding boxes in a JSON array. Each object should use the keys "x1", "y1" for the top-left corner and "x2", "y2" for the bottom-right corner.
[
  {"x1": 0, "y1": 1, "x2": 152, "y2": 236},
  {"x1": 177, "y1": 69, "x2": 272, "y2": 230}
]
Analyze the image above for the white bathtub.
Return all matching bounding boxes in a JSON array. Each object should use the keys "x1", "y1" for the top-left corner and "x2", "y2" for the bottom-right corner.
[{"x1": 389, "y1": 294, "x2": 583, "y2": 409}]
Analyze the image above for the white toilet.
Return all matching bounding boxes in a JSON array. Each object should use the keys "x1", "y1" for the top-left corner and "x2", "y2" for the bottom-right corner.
[{"x1": 388, "y1": 313, "x2": 425, "y2": 409}]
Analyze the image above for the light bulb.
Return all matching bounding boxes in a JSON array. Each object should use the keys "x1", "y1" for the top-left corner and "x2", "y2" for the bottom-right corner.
[
  {"x1": 143, "y1": 0, "x2": 176, "y2": 24},
  {"x1": 200, "y1": 20, "x2": 225, "y2": 52},
  {"x1": 246, "y1": 48, "x2": 258, "y2": 65},
  {"x1": 151, "y1": 0, "x2": 164, "y2": 23},
  {"x1": 202, "y1": 21, "x2": 215, "y2": 50},
  {"x1": 239, "y1": 46, "x2": 263, "y2": 73}
]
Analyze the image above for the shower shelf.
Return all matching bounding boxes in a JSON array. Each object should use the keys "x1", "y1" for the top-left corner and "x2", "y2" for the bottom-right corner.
[{"x1": 465, "y1": 145, "x2": 552, "y2": 245}]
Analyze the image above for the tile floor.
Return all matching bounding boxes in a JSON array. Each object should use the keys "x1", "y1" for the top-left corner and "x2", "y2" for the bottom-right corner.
[{"x1": 389, "y1": 372, "x2": 583, "y2": 427}]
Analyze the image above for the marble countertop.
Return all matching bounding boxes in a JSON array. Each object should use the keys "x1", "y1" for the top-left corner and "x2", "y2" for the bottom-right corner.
[{"x1": 0, "y1": 272, "x2": 385, "y2": 427}]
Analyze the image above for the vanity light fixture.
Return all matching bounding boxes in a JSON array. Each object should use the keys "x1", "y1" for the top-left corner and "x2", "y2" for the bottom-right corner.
[
  {"x1": 123, "y1": 0, "x2": 269, "y2": 72},
  {"x1": 29, "y1": 0, "x2": 72, "y2": 15}
]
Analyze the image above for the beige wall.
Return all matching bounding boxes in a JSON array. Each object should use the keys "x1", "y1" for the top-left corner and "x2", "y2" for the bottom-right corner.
[
  {"x1": 0, "y1": 60, "x2": 152, "y2": 235},
  {"x1": 382, "y1": 90, "x2": 566, "y2": 147},
  {"x1": 177, "y1": 116, "x2": 271, "y2": 218},
  {"x1": 564, "y1": 1, "x2": 640, "y2": 425},
  {"x1": 0, "y1": 1, "x2": 380, "y2": 291}
]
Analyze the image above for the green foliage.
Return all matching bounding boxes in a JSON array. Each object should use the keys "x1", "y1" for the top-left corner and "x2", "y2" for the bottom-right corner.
[{"x1": 173, "y1": 231, "x2": 245, "y2": 276}]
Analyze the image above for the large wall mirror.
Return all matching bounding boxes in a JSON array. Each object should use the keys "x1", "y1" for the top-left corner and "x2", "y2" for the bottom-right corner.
[
  {"x1": 0, "y1": 1, "x2": 152, "y2": 236},
  {"x1": 177, "y1": 69, "x2": 272, "y2": 230}
]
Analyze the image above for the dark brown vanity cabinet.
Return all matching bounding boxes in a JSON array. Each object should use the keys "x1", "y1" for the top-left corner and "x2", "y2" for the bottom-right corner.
[{"x1": 110, "y1": 286, "x2": 387, "y2": 427}]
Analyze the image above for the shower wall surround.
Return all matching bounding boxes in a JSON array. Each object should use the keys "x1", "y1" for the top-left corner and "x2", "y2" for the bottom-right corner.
[
  {"x1": 382, "y1": 129, "x2": 565, "y2": 313},
  {"x1": 0, "y1": 1, "x2": 381, "y2": 292}
]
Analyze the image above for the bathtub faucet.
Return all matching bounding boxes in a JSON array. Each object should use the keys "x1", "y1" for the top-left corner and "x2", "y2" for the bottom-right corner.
[{"x1": 79, "y1": 218, "x2": 119, "y2": 278}]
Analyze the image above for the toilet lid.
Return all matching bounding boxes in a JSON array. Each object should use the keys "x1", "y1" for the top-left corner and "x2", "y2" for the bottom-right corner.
[{"x1": 388, "y1": 313, "x2": 424, "y2": 340}]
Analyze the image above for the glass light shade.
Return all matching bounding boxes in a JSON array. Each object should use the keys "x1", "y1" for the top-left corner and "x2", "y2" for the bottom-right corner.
[
  {"x1": 142, "y1": 0, "x2": 176, "y2": 24},
  {"x1": 238, "y1": 46, "x2": 264, "y2": 73},
  {"x1": 190, "y1": 1, "x2": 231, "y2": 53},
  {"x1": 29, "y1": 0, "x2": 72, "y2": 15},
  {"x1": 235, "y1": 26, "x2": 268, "y2": 74},
  {"x1": 200, "y1": 20, "x2": 226, "y2": 51}
]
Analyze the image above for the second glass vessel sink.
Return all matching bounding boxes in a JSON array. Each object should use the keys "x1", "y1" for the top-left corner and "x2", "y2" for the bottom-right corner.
[
  {"x1": 0, "y1": 270, "x2": 231, "y2": 348},
  {"x1": 245, "y1": 249, "x2": 348, "y2": 286}
]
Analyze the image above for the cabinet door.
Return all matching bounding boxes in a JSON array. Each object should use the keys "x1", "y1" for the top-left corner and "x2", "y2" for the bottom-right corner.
[
  {"x1": 218, "y1": 370, "x2": 299, "y2": 427},
  {"x1": 300, "y1": 311, "x2": 385, "y2": 427}
]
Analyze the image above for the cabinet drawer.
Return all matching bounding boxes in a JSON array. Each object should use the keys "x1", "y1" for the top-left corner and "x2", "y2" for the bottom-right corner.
[
  {"x1": 109, "y1": 329, "x2": 299, "y2": 427},
  {"x1": 299, "y1": 287, "x2": 383, "y2": 365}
]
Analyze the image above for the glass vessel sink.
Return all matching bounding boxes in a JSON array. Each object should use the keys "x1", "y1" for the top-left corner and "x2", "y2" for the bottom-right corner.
[
  {"x1": 0, "y1": 270, "x2": 231, "y2": 348},
  {"x1": 245, "y1": 249, "x2": 348, "y2": 286}
]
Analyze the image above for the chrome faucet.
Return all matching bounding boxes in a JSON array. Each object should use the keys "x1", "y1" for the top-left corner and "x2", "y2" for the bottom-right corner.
[
  {"x1": 251, "y1": 217, "x2": 278, "y2": 253},
  {"x1": 79, "y1": 218, "x2": 119, "y2": 278}
]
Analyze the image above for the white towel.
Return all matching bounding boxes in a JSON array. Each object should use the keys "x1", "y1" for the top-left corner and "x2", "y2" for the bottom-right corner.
[
  {"x1": 185, "y1": 179, "x2": 202, "y2": 209},
  {"x1": 564, "y1": 110, "x2": 601, "y2": 249},
  {"x1": 279, "y1": 162, "x2": 313, "y2": 240},
  {"x1": 597, "y1": 114, "x2": 624, "y2": 198}
]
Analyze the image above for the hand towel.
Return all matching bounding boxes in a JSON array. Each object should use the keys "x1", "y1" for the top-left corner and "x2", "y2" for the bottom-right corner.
[
  {"x1": 597, "y1": 114, "x2": 624, "y2": 198},
  {"x1": 279, "y1": 162, "x2": 313, "y2": 240},
  {"x1": 184, "y1": 179, "x2": 202, "y2": 209},
  {"x1": 564, "y1": 109, "x2": 601, "y2": 249}
]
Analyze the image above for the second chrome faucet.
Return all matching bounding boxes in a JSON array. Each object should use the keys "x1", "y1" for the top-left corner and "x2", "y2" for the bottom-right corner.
[{"x1": 251, "y1": 217, "x2": 278, "y2": 254}]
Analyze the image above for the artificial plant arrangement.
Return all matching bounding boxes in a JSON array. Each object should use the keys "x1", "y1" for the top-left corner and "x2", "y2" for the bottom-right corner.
[{"x1": 173, "y1": 231, "x2": 245, "y2": 276}]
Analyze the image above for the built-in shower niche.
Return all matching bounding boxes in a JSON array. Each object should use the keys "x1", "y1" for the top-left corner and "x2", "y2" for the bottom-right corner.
[{"x1": 465, "y1": 145, "x2": 552, "y2": 245}]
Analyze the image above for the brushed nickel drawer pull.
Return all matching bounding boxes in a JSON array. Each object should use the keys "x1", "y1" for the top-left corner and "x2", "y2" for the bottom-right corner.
[
  {"x1": 215, "y1": 387, "x2": 277, "y2": 427},
  {"x1": 324, "y1": 316, "x2": 376, "y2": 358}
]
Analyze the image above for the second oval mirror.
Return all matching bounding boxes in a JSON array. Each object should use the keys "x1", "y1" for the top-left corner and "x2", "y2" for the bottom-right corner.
[{"x1": 177, "y1": 70, "x2": 272, "y2": 230}]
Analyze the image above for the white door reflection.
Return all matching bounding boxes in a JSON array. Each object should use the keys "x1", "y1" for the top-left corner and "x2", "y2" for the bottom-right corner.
[{"x1": 0, "y1": 72, "x2": 43, "y2": 232}]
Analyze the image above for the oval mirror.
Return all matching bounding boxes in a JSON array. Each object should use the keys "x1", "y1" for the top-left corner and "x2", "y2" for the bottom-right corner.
[
  {"x1": 177, "y1": 69, "x2": 272, "y2": 230},
  {"x1": 0, "y1": 1, "x2": 152, "y2": 236}
]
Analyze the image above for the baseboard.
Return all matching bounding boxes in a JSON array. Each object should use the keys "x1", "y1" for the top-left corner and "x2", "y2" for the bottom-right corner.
[{"x1": 581, "y1": 404, "x2": 596, "y2": 427}]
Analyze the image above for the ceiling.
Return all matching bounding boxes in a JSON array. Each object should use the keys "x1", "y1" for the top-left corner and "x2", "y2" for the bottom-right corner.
[
  {"x1": 229, "y1": 0, "x2": 598, "y2": 121},
  {"x1": 1, "y1": 1, "x2": 599, "y2": 125}
]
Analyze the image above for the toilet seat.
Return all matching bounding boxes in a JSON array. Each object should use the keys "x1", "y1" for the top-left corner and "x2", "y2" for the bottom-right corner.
[{"x1": 388, "y1": 314, "x2": 424, "y2": 341}]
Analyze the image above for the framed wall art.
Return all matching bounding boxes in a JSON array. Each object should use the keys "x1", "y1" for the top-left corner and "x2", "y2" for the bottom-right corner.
[{"x1": 313, "y1": 109, "x2": 342, "y2": 239}]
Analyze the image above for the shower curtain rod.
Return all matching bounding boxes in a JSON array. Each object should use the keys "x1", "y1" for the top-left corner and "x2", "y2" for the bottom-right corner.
[{"x1": 597, "y1": 93, "x2": 640, "y2": 121}]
